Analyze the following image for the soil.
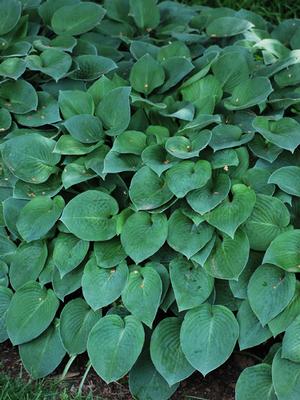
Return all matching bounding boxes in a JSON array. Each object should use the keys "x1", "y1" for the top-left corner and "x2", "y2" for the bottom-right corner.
[{"x1": 0, "y1": 341, "x2": 258, "y2": 400}]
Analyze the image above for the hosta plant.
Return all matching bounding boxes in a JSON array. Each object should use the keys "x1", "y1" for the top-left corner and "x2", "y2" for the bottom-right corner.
[{"x1": 1, "y1": 0, "x2": 300, "y2": 399}]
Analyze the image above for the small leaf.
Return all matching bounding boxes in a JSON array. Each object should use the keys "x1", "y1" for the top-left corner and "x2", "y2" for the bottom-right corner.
[{"x1": 130, "y1": 54, "x2": 165, "y2": 94}]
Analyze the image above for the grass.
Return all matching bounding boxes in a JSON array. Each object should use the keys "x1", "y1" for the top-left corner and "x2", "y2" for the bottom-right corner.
[
  {"x1": 0, "y1": 371, "x2": 101, "y2": 400},
  {"x1": 183, "y1": 0, "x2": 300, "y2": 23}
]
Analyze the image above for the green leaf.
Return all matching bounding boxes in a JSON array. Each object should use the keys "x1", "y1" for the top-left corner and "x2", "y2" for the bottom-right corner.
[
  {"x1": 224, "y1": 77, "x2": 273, "y2": 110},
  {"x1": 9, "y1": 241, "x2": 47, "y2": 290},
  {"x1": 87, "y1": 315, "x2": 144, "y2": 383},
  {"x1": 122, "y1": 266, "x2": 162, "y2": 327},
  {"x1": 263, "y1": 230, "x2": 300, "y2": 272},
  {"x1": 167, "y1": 210, "x2": 214, "y2": 259},
  {"x1": 0, "y1": 58, "x2": 26, "y2": 80},
  {"x1": 268, "y1": 282, "x2": 300, "y2": 337},
  {"x1": 141, "y1": 144, "x2": 178, "y2": 176},
  {"x1": 51, "y1": 2, "x2": 106, "y2": 36},
  {"x1": 129, "y1": 166, "x2": 173, "y2": 210},
  {"x1": 210, "y1": 124, "x2": 254, "y2": 151},
  {"x1": 121, "y1": 212, "x2": 168, "y2": 263},
  {"x1": 272, "y1": 349, "x2": 300, "y2": 400},
  {"x1": 16, "y1": 196, "x2": 64, "y2": 242},
  {"x1": 236, "y1": 364, "x2": 276, "y2": 400},
  {"x1": 64, "y1": 114, "x2": 104, "y2": 144},
  {"x1": 26, "y1": 49, "x2": 72, "y2": 82},
  {"x1": 82, "y1": 257, "x2": 128, "y2": 310},
  {"x1": 253, "y1": 116, "x2": 300, "y2": 153},
  {"x1": 165, "y1": 132, "x2": 212, "y2": 159},
  {"x1": 1, "y1": 133, "x2": 60, "y2": 184},
  {"x1": 244, "y1": 194, "x2": 291, "y2": 251},
  {"x1": 15, "y1": 92, "x2": 61, "y2": 127},
  {"x1": 129, "y1": 0, "x2": 160, "y2": 30},
  {"x1": 58, "y1": 90, "x2": 94, "y2": 119},
  {"x1": 112, "y1": 130, "x2": 146, "y2": 155},
  {"x1": 212, "y1": 50, "x2": 250, "y2": 93},
  {"x1": 282, "y1": 315, "x2": 300, "y2": 362},
  {"x1": 130, "y1": 54, "x2": 165, "y2": 95},
  {"x1": 187, "y1": 174, "x2": 231, "y2": 215},
  {"x1": 150, "y1": 317, "x2": 194, "y2": 385},
  {"x1": 61, "y1": 190, "x2": 119, "y2": 241},
  {"x1": 207, "y1": 17, "x2": 253, "y2": 37},
  {"x1": 71, "y1": 55, "x2": 117, "y2": 81},
  {"x1": 52, "y1": 265, "x2": 83, "y2": 301},
  {"x1": 59, "y1": 298, "x2": 100, "y2": 355},
  {"x1": 204, "y1": 229, "x2": 249, "y2": 280},
  {"x1": 19, "y1": 321, "x2": 66, "y2": 379},
  {"x1": 129, "y1": 349, "x2": 179, "y2": 400},
  {"x1": 53, "y1": 233, "x2": 89, "y2": 278},
  {"x1": 0, "y1": 287, "x2": 13, "y2": 343},
  {"x1": 0, "y1": 0, "x2": 21, "y2": 35},
  {"x1": 166, "y1": 160, "x2": 211, "y2": 198},
  {"x1": 268, "y1": 166, "x2": 300, "y2": 196},
  {"x1": 96, "y1": 87, "x2": 131, "y2": 136},
  {"x1": 248, "y1": 264, "x2": 296, "y2": 326},
  {"x1": 237, "y1": 300, "x2": 272, "y2": 350},
  {"x1": 94, "y1": 238, "x2": 126, "y2": 268},
  {"x1": 6, "y1": 281, "x2": 59, "y2": 345},
  {"x1": 180, "y1": 304, "x2": 239, "y2": 375},
  {"x1": 0, "y1": 80, "x2": 38, "y2": 114},
  {"x1": 170, "y1": 256, "x2": 214, "y2": 311}
]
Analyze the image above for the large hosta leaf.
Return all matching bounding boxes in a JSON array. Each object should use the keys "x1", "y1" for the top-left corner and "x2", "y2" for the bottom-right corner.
[
  {"x1": 0, "y1": 0, "x2": 21, "y2": 35},
  {"x1": 272, "y1": 349, "x2": 300, "y2": 400},
  {"x1": 96, "y1": 87, "x2": 131, "y2": 136},
  {"x1": 268, "y1": 166, "x2": 300, "y2": 196},
  {"x1": 59, "y1": 298, "x2": 100, "y2": 355},
  {"x1": 170, "y1": 256, "x2": 214, "y2": 311},
  {"x1": 237, "y1": 300, "x2": 272, "y2": 350},
  {"x1": 248, "y1": 264, "x2": 296, "y2": 326},
  {"x1": 19, "y1": 321, "x2": 66, "y2": 379},
  {"x1": 187, "y1": 174, "x2": 231, "y2": 214},
  {"x1": 253, "y1": 116, "x2": 300, "y2": 153},
  {"x1": 263, "y1": 230, "x2": 300, "y2": 272},
  {"x1": 165, "y1": 160, "x2": 211, "y2": 198},
  {"x1": 207, "y1": 17, "x2": 253, "y2": 37},
  {"x1": 51, "y1": 2, "x2": 106, "y2": 36},
  {"x1": 129, "y1": 349, "x2": 179, "y2": 400},
  {"x1": 121, "y1": 212, "x2": 168, "y2": 263},
  {"x1": 53, "y1": 233, "x2": 89, "y2": 277},
  {"x1": 0, "y1": 80, "x2": 38, "y2": 114},
  {"x1": 224, "y1": 77, "x2": 273, "y2": 110},
  {"x1": 82, "y1": 257, "x2": 128, "y2": 310},
  {"x1": 0, "y1": 287, "x2": 13, "y2": 343},
  {"x1": 1, "y1": 133, "x2": 60, "y2": 184},
  {"x1": 180, "y1": 304, "x2": 239, "y2": 375},
  {"x1": 60, "y1": 190, "x2": 119, "y2": 241},
  {"x1": 87, "y1": 315, "x2": 145, "y2": 383},
  {"x1": 167, "y1": 210, "x2": 214, "y2": 259},
  {"x1": 129, "y1": 166, "x2": 173, "y2": 210},
  {"x1": 204, "y1": 229, "x2": 249, "y2": 280},
  {"x1": 9, "y1": 241, "x2": 47, "y2": 290},
  {"x1": 236, "y1": 364, "x2": 276, "y2": 400},
  {"x1": 6, "y1": 282, "x2": 59, "y2": 345},
  {"x1": 282, "y1": 315, "x2": 300, "y2": 362},
  {"x1": 205, "y1": 184, "x2": 256, "y2": 238},
  {"x1": 129, "y1": 0, "x2": 160, "y2": 30},
  {"x1": 130, "y1": 54, "x2": 165, "y2": 95},
  {"x1": 245, "y1": 194, "x2": 290, "y2": 251},
  {"x1": 94, "y1": 238, "x2": 126, "y2": 268},
  {"x1": 150, "y1": 317, "x2": 195, "y2": 385},
  {"x1": 16, "y1": 196, "x2": 64, "y2": 242},
  {"x1": 122, "y1": 266, "x2": 162, "y2": 327}
]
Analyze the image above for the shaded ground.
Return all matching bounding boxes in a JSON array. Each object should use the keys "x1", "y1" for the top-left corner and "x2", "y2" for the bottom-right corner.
[{"x1": 0, "y1": 341, "x2": 257, "y2": 400}]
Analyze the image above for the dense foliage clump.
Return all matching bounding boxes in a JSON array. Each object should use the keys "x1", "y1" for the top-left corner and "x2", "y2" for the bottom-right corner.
[{"x1": 1, "y1": 0, "x2": 300, "y2": 399}]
